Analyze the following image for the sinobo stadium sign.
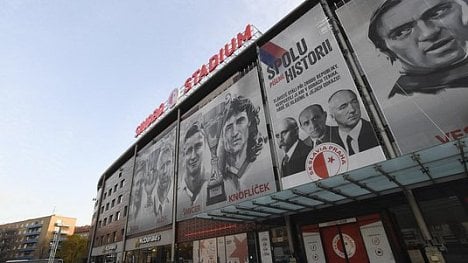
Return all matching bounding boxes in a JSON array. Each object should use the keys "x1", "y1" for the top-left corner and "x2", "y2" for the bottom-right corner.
[{"x1": 135, "y1": 24, "x2": 255, "y2": 137}]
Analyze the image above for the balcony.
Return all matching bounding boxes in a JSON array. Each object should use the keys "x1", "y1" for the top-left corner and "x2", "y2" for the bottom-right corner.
[
  {"x1": 19, "y1": 246, "x2": 36, "y2": 252},
  {"x1": 23, "y1": 238, "x2": 39, "y2": 244},
  {"x1": 24, "y1": 231, "x2": 41, "y2": 236},
  {"x1": 27, "y1": 223, "x2": 43, "y2": 228}
]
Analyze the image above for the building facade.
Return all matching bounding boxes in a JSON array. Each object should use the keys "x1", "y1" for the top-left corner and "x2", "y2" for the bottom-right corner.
[
  {"x1": 0, "y1": 215, "x2": 76, "y2": 262},
  {"x1": 88, "y1": 0, "x2": 468, "y2": 262}
]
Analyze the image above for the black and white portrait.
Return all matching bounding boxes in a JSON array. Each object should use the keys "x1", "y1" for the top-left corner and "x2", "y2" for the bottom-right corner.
[
  {"x1": 176, "y1": 67, "x2": 275, "y2": 220},
  {"x1": 336, "y1": 0, "x2": 468, "y2": 153},
  {"x1": 127, "y1": 125, "x2": 175, "y2": 234}
]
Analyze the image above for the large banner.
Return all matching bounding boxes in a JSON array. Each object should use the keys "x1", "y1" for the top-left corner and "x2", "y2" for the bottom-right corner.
[
  {"x1": 225, "y1": 233, "x2": 248, "y2": 263},
  {"x1": 259, "y1": 4, "x2": 385, "y2": 189},
  {"x1": 127, "y1": 125, "x2": 176, "y2": 235},
  {"x1": 335, "y1": 0, "x2": 468, "y2": 154},
  {"x1": 176, "y1": 68, "x2": 276, "y2": 220},
  {"x1": 199, "y1": 238, "x2": 218, "y2": 263}
]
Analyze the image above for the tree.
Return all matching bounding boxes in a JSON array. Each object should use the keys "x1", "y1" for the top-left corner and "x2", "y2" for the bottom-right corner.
[{"x1": 56, "y1": 234, "x2": 88, "y2": 263}]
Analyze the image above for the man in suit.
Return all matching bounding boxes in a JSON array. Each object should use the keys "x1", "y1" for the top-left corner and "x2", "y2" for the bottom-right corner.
[
  {"x1": 298, "y1": 104, "x2": 332, "y2": 148},
  {"x1": 277, "y1": 117, "x2": 312, "y2": 177},
  {"x1": 328, "y1": 89, "x2": 379, "y2": 155}
]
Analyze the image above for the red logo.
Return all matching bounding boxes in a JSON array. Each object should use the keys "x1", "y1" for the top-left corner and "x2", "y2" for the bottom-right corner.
[{"x1": 306, "y1": 143, "x2": 348, "y2": 181}]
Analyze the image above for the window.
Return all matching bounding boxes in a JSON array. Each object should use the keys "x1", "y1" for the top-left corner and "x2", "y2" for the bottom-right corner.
[
  {"x1": 118, "y1": 195, "x2": 123, "y2": 204},
  {"x1": 114, "y1": 184, "x2": 118, "y2": 192},
  {"x1": 124, "y1": 206, "x2": 128, "y2": 216},
  {"x1": 108, "y1": 188, "x2": 112, "y2": 196},
  {"x1": 120, "y1": 179, "x2": 125, "y2": 188},
  {"x1": 109, "y1": 215, "x2": 113, "y2": 223},
  {"x1": 118, "y1": 171, "x2": 122, "y2": 178},
  {"x1": 111, "y1": 199, "x2": 115, "y2": 208},
  {"x1": 103, "y1": 218, "x2": 107, "y2": 226},
  {"x1": 116, "y1": 211, "x2": 121, "y2": 221},
  {"x1": 106, "y1": 234, "x2": 110, "y2": 244},
  {"x1": 101, "y1": 206, "x2": 104, "y2": 213},
  {"x1": 103, "y1": 192, "x2": 107, "y2": 199},
  {"x1": 106, "y1": 203, "x2": 109, "y2": 211},
  {"x1": 112, "y1": 231, "x2": 116, "y2": 242},
  {"x1": 98, "y1": 220, "x2": 102, "y2": 227}
]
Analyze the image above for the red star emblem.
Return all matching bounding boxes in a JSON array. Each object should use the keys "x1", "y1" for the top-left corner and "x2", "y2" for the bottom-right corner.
[{"x1": 229, "y1": 235, "x2": 248, "y2": 263}]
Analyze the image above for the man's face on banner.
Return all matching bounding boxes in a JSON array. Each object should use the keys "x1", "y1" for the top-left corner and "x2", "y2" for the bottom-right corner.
[
  {"x1": 299, "y1": 107, "x2": 327, "y2": 139},
  {"x1": 377, "y1": 0, "x2": 468, "y2": 73},
  {"x1": 277, "y1": 119, "x2": 297, "y2": 151},
  {"x1": 184, "y1": 131, "x2": 204, "y2": 178},
  {"x1": 330, "y1": 91, "x2": 361, "y2": 129},
  {"x1": 133, "y1": 162, "x2": 146, "y2": 205},
  {"x1": 224, "y1": 111, "x2": 250, "y2": 155},
  {"x1": 158, "y1": 149, "x2": 172, "y2": 192}
]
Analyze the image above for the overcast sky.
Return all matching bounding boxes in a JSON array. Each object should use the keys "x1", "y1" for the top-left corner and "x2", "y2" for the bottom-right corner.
[{"x1": 0, "y1": 0, "x2": 305, "y2": 225}]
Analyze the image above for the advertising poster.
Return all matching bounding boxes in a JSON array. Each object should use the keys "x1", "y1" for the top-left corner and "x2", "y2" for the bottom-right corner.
[
  {"x1": 359, "y1": 219, "x2": 395, "y2": 263},
  {"x1": 176, "y1": 67, "x2": 276, "y2": 220},
  {"x1": 200, "y1": 237, "x2": 218, "y2": 263},
  {"x1": 259, "y1": 4, "x2": 385, "y2": 189},
  {"x1": 193, "y1": 240, "x2": 200, "y2": 263},
  {"x1": 217, "y1": 237, "x2": 227, "y2": 263},
  {"x1": 127, "y1": 125, "x2": 176, "y2": 235},
  {"x1": 302, "y1": 226, "x2": 326, "y2": 263},
  {"x1": 258, "y1": 231, "x2": 273, "y2": 263},
  {"x1": 225, "y1": 233, "x2": 248, "y2": 263},
  {"x1": 335, "y1": 0, "x2": 468, "y2": 154}
]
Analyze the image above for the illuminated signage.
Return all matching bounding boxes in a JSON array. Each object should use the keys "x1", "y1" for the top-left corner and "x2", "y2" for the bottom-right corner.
[
  {"x1": 135, "y1": 24, "x2": 256, "y2": 138},
  {"x1": 138, "y1": 234, "x2": 162, "y2": 244}
]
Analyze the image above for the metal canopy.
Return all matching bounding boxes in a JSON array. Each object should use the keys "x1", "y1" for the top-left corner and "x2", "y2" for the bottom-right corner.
[{"x1": 196, "y1": 138, "x2": 467, "y2": 222}]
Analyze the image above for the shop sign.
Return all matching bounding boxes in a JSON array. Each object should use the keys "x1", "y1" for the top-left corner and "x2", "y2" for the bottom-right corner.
[
  {"x1": 136, "y1": 234, "x2": 162, "y2": 248},
  {"x1": 103, "y1": 244, "x2": 117, "y2": 252}
]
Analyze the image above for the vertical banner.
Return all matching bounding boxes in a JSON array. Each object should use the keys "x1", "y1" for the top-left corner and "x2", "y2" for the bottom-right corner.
[
  {"x1": 200, "y1": 238, "x2": 218, "y2": 263},
  {"x1": 217, "y1": 237, "x2": 227, "y2": 263},
  {"x1": 259, "y1": 4, "x2": 385, "y2": 189},
  {"x1": 258, "y1": 231, "x2": 273, "y2": 263},
  {"x1": 359, "y1": 217, "x2": 395, "y2": 263},
  {"x1": 127, "y1": 125, "x2": 176, "y2": 235},
  {"x1": 193, "y1": 240, "x2": 200, "y2": 263},
  {"x1": 225, "y1": 233, "x2": 248, "y2": 263},
  {"x1": 335, "y1": 0, "x2": 468, "y2": 154},
  {"x1": 176, "y1": 67, "x2": 276, "y2": 220},
  {"x1": 302, "y1": 226, "x2": 326, "y2": 263},
  {"x1": 320, "y1": 226, "x2": 347, "y2": 263}
]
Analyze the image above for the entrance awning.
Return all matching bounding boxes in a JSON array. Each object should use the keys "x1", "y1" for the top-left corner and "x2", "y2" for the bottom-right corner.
[{"x1": 196, "y1": 138, "x2": 467, "y2": 222}]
